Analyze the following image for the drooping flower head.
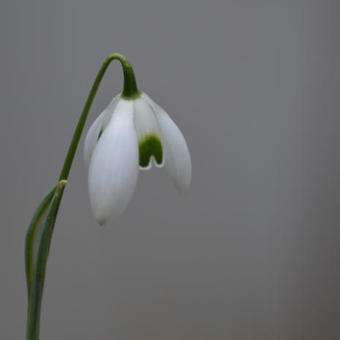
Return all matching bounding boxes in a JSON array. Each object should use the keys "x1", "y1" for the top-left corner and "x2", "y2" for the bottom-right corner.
[{"x1": 84, "y1": 55, "x2": 191, "y2": 224}]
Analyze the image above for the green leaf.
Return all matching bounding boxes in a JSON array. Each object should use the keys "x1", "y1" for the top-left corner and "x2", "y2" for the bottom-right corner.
[
  {"x1": 25, "y1": 180, "x2": 67, "y2": 340},
  {"x1": 25, "y1": 186, "x2": 56, "y2": 295}
]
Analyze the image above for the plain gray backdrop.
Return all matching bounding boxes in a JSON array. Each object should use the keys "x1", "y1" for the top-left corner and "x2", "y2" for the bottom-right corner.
[{"x1": 1, "y1": 0, "x2": 340, "y2": 339}]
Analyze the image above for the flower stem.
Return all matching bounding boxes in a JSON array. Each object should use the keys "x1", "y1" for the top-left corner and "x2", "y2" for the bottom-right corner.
[
  {"x1": 26, "y1": 53, "x2": 138, "y2": 340},
  {"x1": 59, "y1": 52, "x2": 139, "y2": 181}
]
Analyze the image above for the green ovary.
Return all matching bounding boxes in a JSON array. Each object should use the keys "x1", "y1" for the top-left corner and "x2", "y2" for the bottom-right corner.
[{"x1": 139, "y1": 134, "x2": 163, "y2": 168}]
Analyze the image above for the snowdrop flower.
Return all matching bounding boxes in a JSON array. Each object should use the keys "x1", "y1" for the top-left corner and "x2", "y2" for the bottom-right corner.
[
  {"x1": 24, "y1": 53, "x2": 191, "y2": 340},
  {"x1": 84, "y1": 56, "x2": 191, "y2": 224}
]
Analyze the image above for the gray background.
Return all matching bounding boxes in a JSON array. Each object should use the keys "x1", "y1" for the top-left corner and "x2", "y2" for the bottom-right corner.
[{"x1": 1, "y1": 0, "x2": 340, "y2": 339}]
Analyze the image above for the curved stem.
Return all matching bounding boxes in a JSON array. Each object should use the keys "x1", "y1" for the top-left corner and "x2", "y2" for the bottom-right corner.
[
  {"x1": 26, "y1": 53, "x2": 138, "y2": 340},
  {"x1": 59, "y1": 52, "x2": 139, "y2": 181}
]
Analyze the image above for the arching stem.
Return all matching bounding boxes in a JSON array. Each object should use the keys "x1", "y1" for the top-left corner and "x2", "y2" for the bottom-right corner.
[
  {"x1": 26, "y1": 53, "x2": 139, "y2": 340},
  {"x1": 59, "y1": 52, "x2": 140, "y2": 181}
]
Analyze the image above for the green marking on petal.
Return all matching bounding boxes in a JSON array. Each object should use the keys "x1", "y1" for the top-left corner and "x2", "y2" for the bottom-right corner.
[
  {"x1": 97, "y1": 126, "x2": 104, "y2": 141},
  {"x1": 139, "y1": 134, "x2": 163, "y2": 168}
]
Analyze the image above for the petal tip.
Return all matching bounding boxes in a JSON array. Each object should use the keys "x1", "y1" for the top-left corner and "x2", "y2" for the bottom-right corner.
[
  {"x1": 96, "y1": 216, "x2": 107, "y2": 226},
  {"x1": 175, "y1": 174, "x2": 191, "y2": 194}
]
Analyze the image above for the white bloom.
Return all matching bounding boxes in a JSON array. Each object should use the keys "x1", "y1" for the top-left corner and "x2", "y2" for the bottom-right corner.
[{"x1": 84, "y1": 93, "x2": 191, "y2": 224}]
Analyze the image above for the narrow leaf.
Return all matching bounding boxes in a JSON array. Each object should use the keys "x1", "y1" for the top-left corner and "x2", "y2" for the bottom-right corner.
[
  {"x1": 26, "y1": 180, "x2": 67, "y2": 340},
  {"x1": 25, "y1": 186, "x2": 56, "y2": 294}
]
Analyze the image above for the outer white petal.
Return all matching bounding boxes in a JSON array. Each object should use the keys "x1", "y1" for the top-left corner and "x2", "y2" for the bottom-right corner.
[
  {"x1": 84, "y1": 94, "x2": 119, "y2": 166},
  {"x1": 88, "y1": 99, "x2": 138, "y2": 224},
  {"x1": 143, "y1": 93, "x2": 192, "y2": 192}
]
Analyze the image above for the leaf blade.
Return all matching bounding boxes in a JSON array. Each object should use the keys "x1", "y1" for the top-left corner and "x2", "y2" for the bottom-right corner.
[
  {"x1": 25, "y1": 186, "x2": 56, "y2": 294},
  {"x1": 26, "y1": 180, "x2": 67, "y2": 340}
]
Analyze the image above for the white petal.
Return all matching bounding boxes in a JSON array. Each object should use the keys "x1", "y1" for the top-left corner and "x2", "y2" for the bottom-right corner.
[
  {"x1": 143, "y1": 94, "x2": 191, "y2": 192},
  {"x1": 84, "y1": 95, "x2": 120, "y2": 166},
  {"x1": 133, "y1": 96, "x2": 163, "y2": 169},
  {"x1": 88, "y1": 99, "x2": 138, "y2": 224},
  {"x1": 133, "y1": 96, "x2": 161, "y2": 140}
]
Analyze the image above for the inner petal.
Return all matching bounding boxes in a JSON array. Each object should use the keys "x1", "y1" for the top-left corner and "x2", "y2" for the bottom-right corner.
[
  {"x1": 139, "y1": 133, "x2": 163, "y2": 168},
  {"x1": 133, "y1": 97, "x2": 164, "y2": 169}
]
